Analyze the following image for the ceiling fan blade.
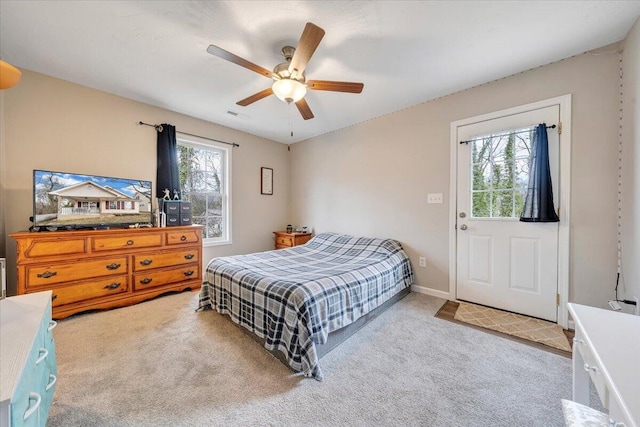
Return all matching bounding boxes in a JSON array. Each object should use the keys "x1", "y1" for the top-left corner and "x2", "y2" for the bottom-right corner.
[
  {"x1": 288, "y1": 22, "x2": 325, "y2": 78},
  {"x1": 237, "y1": 88, "x2": 274, "y2": 106},
  {"x1": 295, "y1": 98, "x2": 314, "y2": 120},
  {"x1": 307, "y1": 80, "x2": 364, "y2": 93},
  {"x1": 207, "y1": 44, "x2": 276, "y2": 79}
]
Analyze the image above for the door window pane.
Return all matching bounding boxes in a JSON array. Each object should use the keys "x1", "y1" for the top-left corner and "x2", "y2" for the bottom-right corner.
[
  {"x1": 472, "y1": 191, "x2": 491, "y2": 217},
  {"x1": 470, "y1": 127, "x2": 533, "y2": 218}
]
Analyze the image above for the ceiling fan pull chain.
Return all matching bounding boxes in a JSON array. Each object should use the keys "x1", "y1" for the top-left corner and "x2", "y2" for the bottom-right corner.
[{"x1": 289, "y1": 104, "x2": 293, "y2": 137}]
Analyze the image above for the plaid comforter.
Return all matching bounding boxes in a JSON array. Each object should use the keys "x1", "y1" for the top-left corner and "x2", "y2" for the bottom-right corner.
[{"x1": 197, "y1": 232, "x2": 414, "y2": 380}]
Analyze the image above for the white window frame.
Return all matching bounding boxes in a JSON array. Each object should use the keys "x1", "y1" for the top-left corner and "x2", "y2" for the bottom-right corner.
[{"x1": 177, "y1": 132, "x2": 232, "y2": 247}]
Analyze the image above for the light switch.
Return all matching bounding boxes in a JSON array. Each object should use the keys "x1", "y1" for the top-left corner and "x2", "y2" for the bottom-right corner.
[{"x1": 427, "y1": 193, "x2": 443, "y2": 204}]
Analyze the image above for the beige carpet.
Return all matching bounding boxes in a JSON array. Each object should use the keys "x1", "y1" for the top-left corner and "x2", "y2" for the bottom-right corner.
[
  {"x1": 454, "y1": 301, "x2": 572, "y2": 352},
  {"x1": 45, "y1": 291, "x2": 594, "y2": 426}
]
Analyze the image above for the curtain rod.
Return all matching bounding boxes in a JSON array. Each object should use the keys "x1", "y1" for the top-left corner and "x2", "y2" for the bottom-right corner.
[
  {"x1": 459, "y1": 124, "x2": 556, "y2": 145},
  {"x1": 138, "y1": 121, "x2": 240, "y2": 147}
]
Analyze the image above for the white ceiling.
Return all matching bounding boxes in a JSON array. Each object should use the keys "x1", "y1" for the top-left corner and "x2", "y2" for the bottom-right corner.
[{"x1": 1, "y1": 1, "x2": 639, "y2": 144}]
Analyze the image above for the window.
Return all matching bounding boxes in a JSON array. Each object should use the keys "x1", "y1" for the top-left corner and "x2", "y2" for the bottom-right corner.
[
  {"x1": 471, "y1": 126, "x2": 533, "y2": 218},
  {"x1": 177, "y1": 134, "x2": 231, "y2": 245}
]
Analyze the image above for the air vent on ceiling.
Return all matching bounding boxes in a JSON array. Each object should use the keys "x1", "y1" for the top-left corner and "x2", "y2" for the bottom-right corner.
[{"x1": 226, "y1": 110, "x2": 249, "y2": 119}]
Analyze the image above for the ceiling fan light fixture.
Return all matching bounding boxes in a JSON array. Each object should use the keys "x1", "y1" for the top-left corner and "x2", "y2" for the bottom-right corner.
[
  {"x1": 272, "y1": 78, "x2": 306, "y2": 104},
  {"x1": 0, "y1": 59, "x2": 22, "y2": 89}
]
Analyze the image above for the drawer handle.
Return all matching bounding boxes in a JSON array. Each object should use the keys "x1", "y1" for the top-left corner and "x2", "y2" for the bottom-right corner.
[
  {"x1": 140, "y1": 278, "x2": 153, "y2": 285},
  {"x1": 106, "y1": 263, "x2": 122, "y2": 270},
  {"x1": 572, "y1": 338, "x2": 585, "y2": 346},
  {"x1": 37, "y1": 270, "x2": 57, "y2": 279},
  {"x1": 52, "y1": 294, "x2": 58, "y2": 302},
  {"x1": 48, "y1": 320, "x2": 57, "y2": 332},
  {"x1": 180, "y1": 235, "x2": 187, "y2": 241},
  {"x1": 23, "y1": 392, "x2": 42, "y2": 421},
  {"x1": 127, "y1": 240, "x2": 135, "y2": 245},
  {"x1": 184, "y1": 253, "x2": 194, "y2": 260},
  {"x1": 46, "y1": 374, "x2": 58, "y2": 391},
  {"x1": 583, "y1": 363, "x2": 598, "y2": 374},
  {"x1": 36, "y1": 348, "x2": 49, "y2": 365},
  {"x1": 184, "y1": 270, "x2": 195, "y2": 277},
  {"x1": 104, "y1": 282, "x2": 122, "y2": 290},
  {"x1": 140, "y1": 259, "x2": 153, "y2": 266}
]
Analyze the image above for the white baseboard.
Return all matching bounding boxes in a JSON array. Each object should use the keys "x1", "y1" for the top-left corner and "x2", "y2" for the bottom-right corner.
[
  {"x1": 411, "y1": 284, "x2": 450, "y2": 300},
  {"x1": 567, "y1": 319, "x2": 575, "y2": 331}
]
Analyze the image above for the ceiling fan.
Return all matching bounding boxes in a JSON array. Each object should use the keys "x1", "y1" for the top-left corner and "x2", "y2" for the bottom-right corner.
[{"x1": 206, "y1": 22, "x2": 364, "y2": 120}]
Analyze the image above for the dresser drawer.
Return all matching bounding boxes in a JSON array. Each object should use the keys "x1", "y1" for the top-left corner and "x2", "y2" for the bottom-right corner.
[
  {"x1": 26, "y1": 257, "x2": 127, "y2": 287},
  {"x1": 35, "y1": 340, "x2": 56, "y2": 399},
  {"x1": 574, "y1": 328, "x2": 609, "y2": 406},
  {"x1": 166, "y1": 229, "x2": 200, "y2": 245},
  {"x1": 40, "y1": 302, "x2": 56, "y2": 348},
  {"x1": 50, "y1": 275, "x2": 129, "y2": 306},
  {"x1": 11, "y1": 343, "x2": 46, "y2": 427},
  {"x1": 21, "y1": 237, "x2": 87, "y2": 259},
  {"x1": 133, "y1": 264, "x2": 200, "y2": 291},
  {"x1": 133, "y1": 249, "x2": 199, "y2": 272},
  {"x1": 92, "y1": 234, "x2": 162, "y2": 251},
  {"x1": 276, "y1": 235, "x2": 294, "y2": 247}
]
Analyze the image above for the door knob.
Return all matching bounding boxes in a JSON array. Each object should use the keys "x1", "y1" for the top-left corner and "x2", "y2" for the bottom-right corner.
[
  {"x1": 459, "y1": 224, "x2": 468, "y2": 231},
  {"x1": 459, "y1": 212, "x2": 466, "y2": 218}
]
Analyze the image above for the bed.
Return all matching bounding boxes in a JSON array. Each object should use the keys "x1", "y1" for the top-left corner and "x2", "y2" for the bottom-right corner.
[{"x1": 197, "y1": 232, "x2": 414, "y2": 380}]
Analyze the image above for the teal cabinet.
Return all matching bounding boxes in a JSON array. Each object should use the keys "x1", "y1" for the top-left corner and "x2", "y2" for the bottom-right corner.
[{"x1": 1, "y1": 292, "x2": 57, "y2": 426}]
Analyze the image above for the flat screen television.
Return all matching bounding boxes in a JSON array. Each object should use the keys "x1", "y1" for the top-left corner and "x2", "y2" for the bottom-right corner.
[{"x1": 33, "y1": 169, "x2": 153, "y2": 231}]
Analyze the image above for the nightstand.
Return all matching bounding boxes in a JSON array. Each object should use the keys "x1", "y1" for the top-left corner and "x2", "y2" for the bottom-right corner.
[{"x1": 273, "y1": 231, "x2": 313, "y2": 249}]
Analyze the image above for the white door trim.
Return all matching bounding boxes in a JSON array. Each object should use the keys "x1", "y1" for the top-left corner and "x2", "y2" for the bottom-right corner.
[{"x1": 448, "y1": 94, "x2": 572, "y2": 328}]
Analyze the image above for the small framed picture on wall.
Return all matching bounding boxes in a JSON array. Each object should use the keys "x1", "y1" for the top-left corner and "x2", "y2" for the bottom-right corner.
[{"x1": 261, "y1": 167, "x2": 273, "y2": 195}]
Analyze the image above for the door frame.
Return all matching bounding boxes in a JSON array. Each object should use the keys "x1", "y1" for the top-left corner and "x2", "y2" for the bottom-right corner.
[{"x1": 448, "y1": 94, "x2": 572, "y2": 328}]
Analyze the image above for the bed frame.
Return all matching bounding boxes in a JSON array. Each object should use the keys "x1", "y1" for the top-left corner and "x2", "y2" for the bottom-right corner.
[{"x1": 223, "y1": 286, "x2": 411, "y2": 371}]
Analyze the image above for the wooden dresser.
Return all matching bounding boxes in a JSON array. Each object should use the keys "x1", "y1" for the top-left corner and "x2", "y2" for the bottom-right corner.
[
  {"x1": 10, "y1": 225, "x2": 202, "y2": 319},
  {"x1": 273, "y1": 231, "x2": 313, "y2": 250}
]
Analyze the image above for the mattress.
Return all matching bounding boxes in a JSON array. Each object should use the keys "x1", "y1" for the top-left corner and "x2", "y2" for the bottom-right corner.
[{"x1": 198, "y1": 232, "x2": 414, "y2": 380}]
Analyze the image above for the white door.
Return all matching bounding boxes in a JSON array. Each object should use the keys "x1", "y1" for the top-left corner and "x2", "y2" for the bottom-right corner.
[{"x1": 456, "y1": 105, "x2": 560, "y2": 321}]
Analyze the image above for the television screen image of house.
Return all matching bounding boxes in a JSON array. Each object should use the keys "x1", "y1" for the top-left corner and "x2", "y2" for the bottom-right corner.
[{"x1": 34, "y1": 170, "x2": 152, "y2": 227}]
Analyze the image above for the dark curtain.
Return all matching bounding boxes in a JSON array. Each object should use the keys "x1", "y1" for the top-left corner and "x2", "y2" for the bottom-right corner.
[
  {"x1": 520, "y1": 123, "x2": 559, "y2": 222},
  {"x1": 156, "y1": 123, "x2": 181, "y2": 200}
]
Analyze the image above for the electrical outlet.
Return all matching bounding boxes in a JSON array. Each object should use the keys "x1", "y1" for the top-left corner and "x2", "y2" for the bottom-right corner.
[{"x1": 419, "y1": 257, "x2": 426, "y2": 268}]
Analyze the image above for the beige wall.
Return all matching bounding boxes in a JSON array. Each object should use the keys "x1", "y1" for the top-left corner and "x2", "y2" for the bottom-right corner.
[
  {"x1": 2, "y1": 38, "x2": 632, "y2": 310},
  {"x1": 621, "y1": 17, "x2": 640, "y2": 305},
  {"x1": 290, "y1": 49, "x2": 621, "y2": 309},
  {"x1": 1, "y1": 70, "x2": 289, "y2": 295}
]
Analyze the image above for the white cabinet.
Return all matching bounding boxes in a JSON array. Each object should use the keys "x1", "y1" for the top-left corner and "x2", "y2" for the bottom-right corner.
[
  {"x1": 1, "y1": 291, "x2": 57, "y2": 427},
  {"x1": 568, "y1": 303, "x2": 640, "y2": 427}
]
